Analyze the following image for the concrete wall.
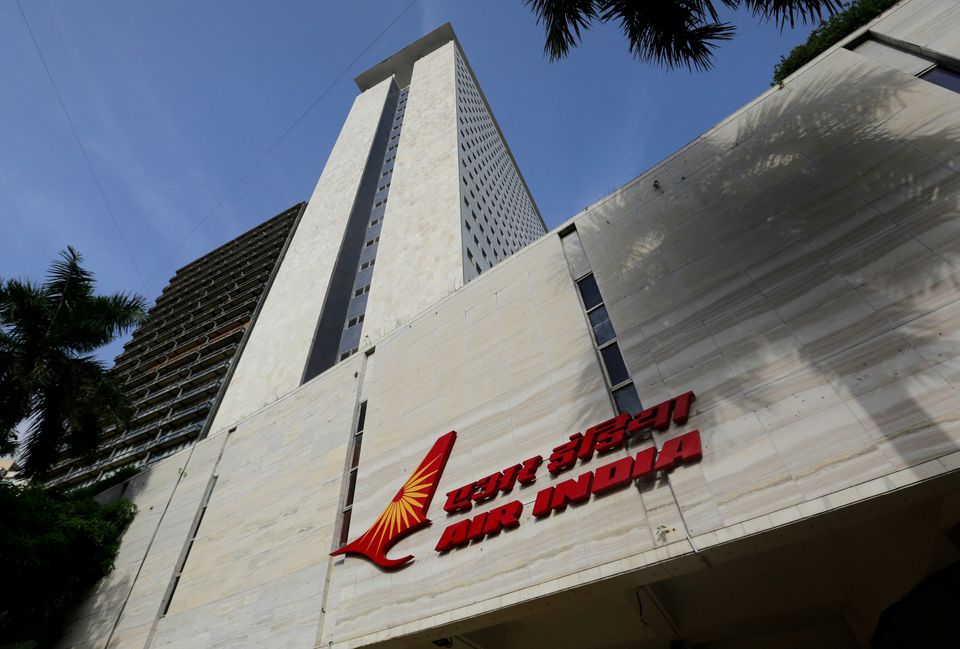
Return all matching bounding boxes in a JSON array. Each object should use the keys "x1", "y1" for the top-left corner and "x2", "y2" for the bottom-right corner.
[
  {"x1": 57, "y1": 436, "x2": 226, "y2": 649},
  {"x1": 148, "y1": 356, "x2": 361, "y2": 648},
  {"x1": 362, "y1": 41, "x2": 465, "y2": 344},
  {"x1": 208, "y1": 79, "x2": 393, "y2": 433},
  {"x1": 59, "y1": 1, "x2": 960, "y2": 647}
]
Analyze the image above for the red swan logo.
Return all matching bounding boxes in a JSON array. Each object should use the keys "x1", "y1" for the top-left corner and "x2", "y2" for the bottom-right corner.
[{"x1": 330, "y1": 431, "x2": 456, "y2": 569}]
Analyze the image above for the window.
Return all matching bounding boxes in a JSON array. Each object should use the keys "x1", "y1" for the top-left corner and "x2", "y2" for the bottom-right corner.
[
  {"x1": 369, "y1": 218, "x2": 380, "y2": 228},
  {"x1": 612, "y1": 384, "x2": 643, "y2": 415},
  {"x1": 601, "y1": 343, "x2": 630, "y2": 386},
  {"x1": 353, "y1": 285, "x2": 370, "y2": 298},
  {"x1": 588, "y1": 305, "x2": 615, "y2": 345},
  {"x1": 569, "y1": 264, "x2": 644, "y2": 416},
  {"x1": 339, "y1": 401, "x2": 367, "y2": 546},
  {"x1": 347, "y1": 314, "x2": 364, "y2": 328},
  {"x1": 920, "y1": 65, "x2": 960, "y2": 93},
  {"x1": 576, "y1": 275, "x2": 603, "y2": 310},
  {"x1": 365, "y1": 236, "x2": 379, "y2": 247},
  {"x1": 360, "y1": 259, "x2": 375, "y2": 270},
  {"x1": 339, "y1": 347, "x2": 359, "y2": 361}
]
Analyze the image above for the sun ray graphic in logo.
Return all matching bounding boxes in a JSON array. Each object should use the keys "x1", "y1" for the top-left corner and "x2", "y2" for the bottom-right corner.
[{"x1": 331, "y1": 430, "x2": 456, "y2": 569}]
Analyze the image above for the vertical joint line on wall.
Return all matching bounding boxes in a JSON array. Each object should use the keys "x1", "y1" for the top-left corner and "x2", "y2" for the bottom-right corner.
[
  {"x1": 557, "y1": 226, "x2": 643, "y2": 416},
  {"x1": 314, "y1": 350, "x2": 372, "y2": 647},
  {"x1": 557, "y1": 226, "x2": 710, "y2": 568},
  {"x1": 138, "y1": 427, "x2": 235, "y2": 649}
]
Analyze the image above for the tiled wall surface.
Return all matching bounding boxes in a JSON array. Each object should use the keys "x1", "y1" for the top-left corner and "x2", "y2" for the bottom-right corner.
[
  {"x1": 362, "y1": 42, "x2": 466, "y2": 345},
  {"x1": 209, "y1": 79, "x2": 393, "y2": 433},
  {"x1": 58, "y1": 1, "x2": 960, "y2": 648}
]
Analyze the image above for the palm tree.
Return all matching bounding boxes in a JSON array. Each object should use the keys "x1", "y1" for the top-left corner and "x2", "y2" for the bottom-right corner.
[
  {"x1": 524, "y1": 0, "x2": 843, "y2": 70},
  {"x1": 0, "y1": 247, "x2": 146, "y2": 479}
]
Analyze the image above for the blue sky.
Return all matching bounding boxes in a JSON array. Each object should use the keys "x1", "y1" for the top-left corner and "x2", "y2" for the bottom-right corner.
[{"x1": 1, "y1": 0, "x2": 820, "y2": 363}]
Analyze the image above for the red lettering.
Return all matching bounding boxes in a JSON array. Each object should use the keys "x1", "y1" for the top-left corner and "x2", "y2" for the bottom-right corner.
[
  {"x1": 632, "y1": 447, "x2": 656, "y2": 479},
  {"x1": 579, "y1": 413, "x2": 630, "y2": 461},
  {"x1": 467, "y1": 512, "x2": 488, "y2": 541},
  {"x1": 517, "y1": 455, "x2": 542, "y2": 484},
  {"x1": 626, "y1": 391, "x2": 698, "y2": 439},
  {"x1": 548, "y1": 435, "x2": 581, "y2": 475},
  {"x1": 592, "y1": 456, "x2": 635, "y2": 495},
  {"x1": 482, "y1": 501, "x2": 523, "y2": 536},
  {"x1": 436, "y1": 519, "x2": 471, "y2": 552},
  {"x1": 628, "y1": 401, "x2": 672, "y2": 437},
  {"x1": 436, "y1": 503, "x2": 523, "y2": 553},
  {"x1": 498, "y1": 464, "x2": 521, "y2": 493},
  {"x1": 671, "y1": 391, "x2": 696, "y2": 425},
  {"x1": 550, "y1": 472, "x2": 593, "y2": 511},
  {"x1": 532, "y1": 486, "x2": 553, "y2": 518},
  {"x1": 654, "y1": 430, "x2": 703, "y2": 471},
  {"x1": 473, "y1": 473, "x2": 500, "y2": 502},
  {"x1": 444, "y1": 483, "x2": 477, "y2": 513}
]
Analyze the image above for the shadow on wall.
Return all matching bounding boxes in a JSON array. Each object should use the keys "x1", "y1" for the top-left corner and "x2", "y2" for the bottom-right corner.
[{"x1": 584, "y1": 51, "x2": 960, "y2": 510}]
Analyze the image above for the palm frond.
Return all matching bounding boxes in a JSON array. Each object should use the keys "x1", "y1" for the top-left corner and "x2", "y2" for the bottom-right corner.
[
  {"x1": 0, "y1": 279, "x2": 50, "y2": 343},
  {"x1": 599, "y1": 1, "x2": 736, "y2": 70},
  {"x1": 738, "y1": 0, "x2": 843, "y2": 27},
  {"x1": 60, "y1": 293, "x2": 147, "y2": 354},
  {"x1": 44, "y1": 246, "x2": 94, "y2": 317},
  {"x1": 525, "y1": 0, "x2": 599, "y2": 60},
  {"x1": 21, "y1": 387, "x2": 68, "y2": 478}
]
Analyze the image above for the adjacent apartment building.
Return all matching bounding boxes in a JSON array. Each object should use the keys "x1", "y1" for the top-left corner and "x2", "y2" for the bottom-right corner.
[{"x1": 59, "y1": 2, "x2": 960, "y2": 648}]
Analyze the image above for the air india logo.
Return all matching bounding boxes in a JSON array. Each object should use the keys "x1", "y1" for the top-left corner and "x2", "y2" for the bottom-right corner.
[
  {"x1": 330, "y1": 431, "x2": 457, "y2": 569},
  {"x1": 332, "y1": 390, "x2": 704, "y2": 572}
]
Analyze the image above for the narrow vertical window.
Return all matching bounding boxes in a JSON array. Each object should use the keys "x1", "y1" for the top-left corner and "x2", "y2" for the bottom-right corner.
[
  {"x1": 339, "y1": 401, "x2": 366, "y2": 547},
  {"x1": 564, "y1": 229, "x2": 643, "y2": 416}
]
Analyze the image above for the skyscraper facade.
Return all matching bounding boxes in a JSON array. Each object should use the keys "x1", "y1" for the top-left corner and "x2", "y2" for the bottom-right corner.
[
  {"x1": 45, "y1": 205, "x2": 302, "y2": 488},
  {"x1": 59, "y1": 3, "x2": 960, "y2": 648},
  {"x1": 211, "y1": 25, "x2": 545, "y2": 433}
]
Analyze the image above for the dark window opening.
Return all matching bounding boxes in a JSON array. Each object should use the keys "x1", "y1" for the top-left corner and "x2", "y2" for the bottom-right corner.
[
  {"x1": 577, "y1": 274, "x2": 603, "y2": 311},
  {"x1": 601, "y1": 343, "x2": 630, "y2": 386},
  {"x1": 588, "y1": 305, "x2": 615, "y2": 346},
  {"x1": 920, "y1": 65, "x2": 960, "y2": 93}
]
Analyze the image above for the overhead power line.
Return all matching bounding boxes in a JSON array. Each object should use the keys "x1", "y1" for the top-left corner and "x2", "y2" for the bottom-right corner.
[
  {"x1": 16, "y1": 0, "x2": 147, "y2": 293},
  {"x1": 142, "y1": 0, "x2": 420, "y2": 289}
]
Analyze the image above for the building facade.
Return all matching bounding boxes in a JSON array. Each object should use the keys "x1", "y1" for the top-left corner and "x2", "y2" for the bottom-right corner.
[
  {"x1": 60, "y1": 2, "x2": 960, "y2": 648},
  {"x1": 45, "y1": 205, "x2": 303, "y2": 488}
]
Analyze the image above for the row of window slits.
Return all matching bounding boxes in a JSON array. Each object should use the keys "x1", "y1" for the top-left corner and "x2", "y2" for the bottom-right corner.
[
  {"x1": 335, "y1": 87, "x2": 409, "y2": 362},
  {"x1": 339, "y1": 400, "x2": 366, "y2": 546},
  {"x1": 575, "y1": 273, "x2": 643, "y2": 415},
  {"x1": 454, "y1": 51, "x2": 545, "y2": 280}
]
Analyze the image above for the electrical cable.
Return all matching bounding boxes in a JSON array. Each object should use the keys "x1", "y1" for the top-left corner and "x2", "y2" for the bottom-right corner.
[
  {"x1": 142, "y1": 0, "x2": 420, "y2": 289},
  {"x1": 15, "y1": 0, "x2": 147, "y2": 293}
]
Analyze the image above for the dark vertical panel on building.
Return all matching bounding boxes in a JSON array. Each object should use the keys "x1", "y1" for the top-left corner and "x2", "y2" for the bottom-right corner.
[{"x1": 301, "y1": 82, "x2": 400, "y2": 383}]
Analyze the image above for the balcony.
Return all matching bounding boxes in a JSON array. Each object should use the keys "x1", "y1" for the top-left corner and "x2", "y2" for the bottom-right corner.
[
  {"x1": 131, "y1": 401, "x2": 170, "y2": 426},
  {"x1": 178, "y1": 380, "x2": 222, "y2": 406},
  {"x1": 153, "y1": 421, "x2": 203, "y2": 447},
  {"x1": 163, "y1": 401, "x2": 211, "y2": 428},
  {"x1": 182, "y1": 360, "x2": 231, "y2": 388}
]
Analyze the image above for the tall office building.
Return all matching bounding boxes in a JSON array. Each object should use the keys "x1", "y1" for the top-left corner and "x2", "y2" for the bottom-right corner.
[
  {"x1": 45, "y1": 204, "x2": 302, "y2": 488},
  {"x1": 210, "y1": 24, "x2": 545, "y2": 432},
  {"x1": 60, "y1": 5, "x2": 960, "y2": 649}
]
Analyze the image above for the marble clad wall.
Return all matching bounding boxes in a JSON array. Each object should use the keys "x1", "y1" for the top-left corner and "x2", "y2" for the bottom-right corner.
[
  {"x1": 56, "y1": 436, "x2": 225, "y2": 649},
  {"x1": 362, "y1": 41, "x2": 466, "y2": 345},
  {"x1": 321, "y1": 235, "x2": 670, "y2": 646},
  {"x1": 148, "y1": 355, "x2": 363, "y2": 648},
  {"x1": 57, "y1": 2, "x2": 960, "y2": 648},
  {"x1": 574, "y1": 0, "x2": 960, "y2": 540},
  {"x1": 209, "y1": 79, "x2": 393, "y2": 434},
  {"x1": 321, "y1": 0, "x2": 960, "y2": 645}
]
